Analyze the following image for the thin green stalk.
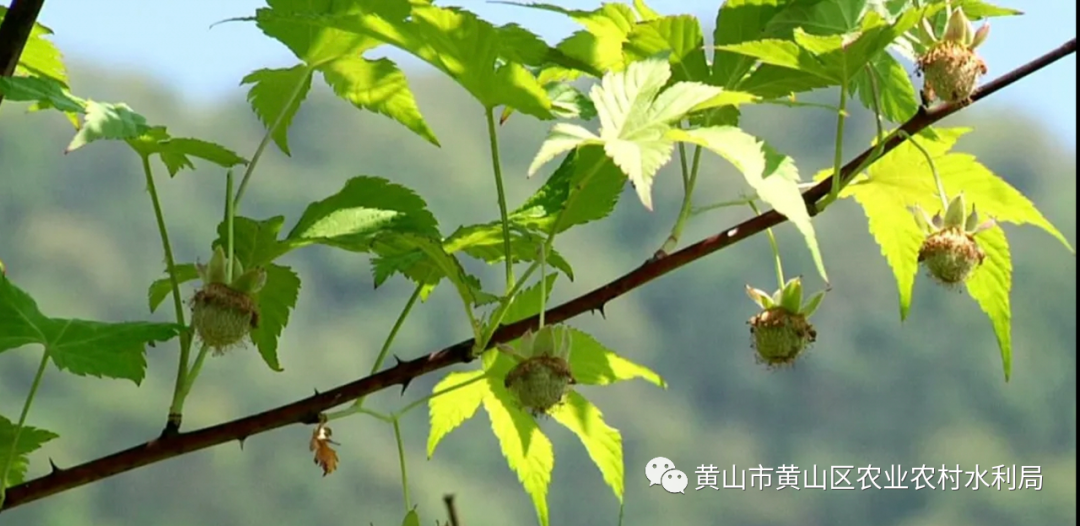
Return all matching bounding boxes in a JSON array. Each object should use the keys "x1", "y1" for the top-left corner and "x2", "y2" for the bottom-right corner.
[
  {"x1": 394, "y1": 372, "x2": 490, "y2": 417},
  {"x1": 538, "y1": 241, "x2": 547, "y2": 329},
  {"x1": 350, "y1": 283, "x2": 423, "y2": 409},
  {"x1": 225, "y1": 169, "x2": 235, "y2": 283},
  {"x1": 828, "y1": 84, "x2": 851, "y2": 203},
  {"x1": 323, "y1": 405, "x2": 393, "y2": 423},
  {"x1": 143, "y1": 154, "x2": 194, "y2": 424},
  {"x1": 392, "y1": 417, "x2": 411, "y2": 512},
  {"x1": 865, "y1": 64, "x2": 886, "y2": 147},
  {"x1": 691, "y1": 182, "x2": 819, "y2": 217},
  {"x1": 484, "y1": 106, "x2": 515, "y2": 294},
  {"x1": 476, "y1": 260, "x2": 541, "y2": 353},
  {"x1": 660, "y1": 143, "x2": 704, "y2": 254},
  {"x1": 0, "y1": 350, "x2": 49, "y2": 507},
  {"x1": 176, "y1": 343, "x2": 211, "y2": 405},
  {"x1": 748, "y1": 201, "x2": 785, "y2": 289},
  {"x1": 902, "y1": 131, "x2": 950, "y2": 210},
  {"x1": 233, "y1": 67, "x2": 312, "y2": 210}
]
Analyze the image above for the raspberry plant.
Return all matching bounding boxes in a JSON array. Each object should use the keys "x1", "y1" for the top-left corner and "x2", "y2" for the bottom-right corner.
[{"x1": 0, "y1": 0, "x2": 1074, "y2": 524}]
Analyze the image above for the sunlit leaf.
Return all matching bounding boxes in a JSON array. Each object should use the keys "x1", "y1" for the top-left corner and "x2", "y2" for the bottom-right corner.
[
  {"x1": 241, "y1": 65, "x2": 314, "y2": 156},
  {"x1": 483, "y1": 378, "x2": 554, "y2": 526},
  {"x1": 514, "y1": 146, "x2": 626, "y2": 235},
  {"x1": 0, "y1": 76, "x2": 83, "y2": 113},
  {"x1": 567, "y1": 328, "x2": 665, "y2": 387},
  {"x1": 965, "y1": 226, "x2": 1013, "y2": 381},
  {"x1": 148, "y1": 264, "x2": 200, "y2": 313},
  {"x1": 551, "y1": 392, "x2": 624, "y2": 502},
  {"x1": 427, "y1": 370, "x2": 488, "y2": 458},
  {"x1": 65, "y1": 101, "x2": 151, "y2": 153},
  {"x1": 320, "y1": 56, "x2": 438, "y2": 146},
  {"x1": 672, "y1": 126, "x2": 828, "y2": 282}
]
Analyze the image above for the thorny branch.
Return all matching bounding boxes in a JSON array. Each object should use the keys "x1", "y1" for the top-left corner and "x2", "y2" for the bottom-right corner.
[{"x1": 1, "y1": 36, "x2": 1074, "y2": 514}]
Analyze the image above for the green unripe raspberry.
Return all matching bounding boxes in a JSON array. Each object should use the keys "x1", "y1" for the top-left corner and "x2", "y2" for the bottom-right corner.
[
  {"x1": 749, "y1": 307, "x2": 816, "y2": 369},
  {"x1": 504, "y1": 355, "x2": 575, "y2": 417}
]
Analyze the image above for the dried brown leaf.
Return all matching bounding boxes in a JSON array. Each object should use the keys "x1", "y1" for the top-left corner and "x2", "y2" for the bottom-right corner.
[{"x1": 309, "y1": 422, "x2": 339, "y2": 476}]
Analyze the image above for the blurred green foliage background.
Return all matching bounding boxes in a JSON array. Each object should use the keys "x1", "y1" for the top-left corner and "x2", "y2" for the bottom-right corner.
[{"x1": 0, "y1": 56, "x2": 1075, "y2": 526}]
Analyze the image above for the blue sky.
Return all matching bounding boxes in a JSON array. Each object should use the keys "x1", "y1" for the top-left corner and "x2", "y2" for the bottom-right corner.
[{"x1": 36, "y1": 0, "x2": 1077, "y2": 146}]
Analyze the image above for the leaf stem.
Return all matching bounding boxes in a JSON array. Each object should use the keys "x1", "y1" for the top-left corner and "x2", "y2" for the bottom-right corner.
[
  {"x1": 476, "y1": 260, "x2": 541, "y2": 354},
  {"x1": 902, "y1": 130, "x2": 950, "y2": 210},
  {"x1": 350, "y1": 283, "x2": 423, "y2": 409},
  {"x1": 142, "y1": 153, "x2": 194, "y2": 429},
  {"x1": 392, "y1": 417, "x2": 411, "y2": 512},
  {"x1": 660, "y1": 142, "x2": 703, "y2": 254},
  {"x1": 0, "y1": 350, "x2": 49, "y2": 507},
  {"x1": 484, "y1": 106, "x2": 515, "y2": 294},
  {"x1": 828, "y1": 84, "x2": 850, "y2": 204},
  {"x1": 748, "y1": 201, "x2": 784, "y2": 289},
  {"x1": 175, "y1": 343, "x2": 212, "y2": 406},
  {"x1": 233, "y1": 67, "x2": 312, "y2": 210},
  {"x1": 538, "y1": 242, "x2": 547, "y2": 329},
  {"x1": 225, "y1": 169, "x2": 235, "y2": 283}
]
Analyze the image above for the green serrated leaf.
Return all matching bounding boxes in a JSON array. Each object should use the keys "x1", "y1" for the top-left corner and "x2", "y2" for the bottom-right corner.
[
  {"x1": 444, "y1": 224, "x2": 573, "y2": 281},
  {"x1": 624, "y1": 15, "x2": 710, "y2": 83},
  {"x1": 65, "y1": 101, "x2": 151, "y2": 153},
  {"x1": 0, "y1": 414, "x2": 59, "y2": 487},
  {"x1": 319, "y1": 56, "x2": 439, "y2": 146},
  {"x1": 126, "y1": 127, "x2": 248, "y2": 177},
  {"x1": 502, "y1": 274, "x2": 559, "y2": 326},
  {"x1": 3, "y1": 9, "x2": 69, "y2": 87},
  {"x1": 851, "y1": 51, "x2": 919, "y2": 124},
  {"x1": 427, "y1": 369, "x2": 488, "y2": 458},
  {"x1": 672, "y1": 126, "x2": 828, "y2": 282},
  {"x1": 0, "y1": 76, "x2": 84, "y2": 113},
  {"x1": 588, "y1": 56, "x2": 721, "y2": 210},
  {"x1": 240, "y1": 65, "x2": 314, "y2": 156},
  {"x1": 843, "y1": 128, "x2": 1073, "y2": 320},
  {"x1": 148, "y1": 264, "x2": 200, "y2": 313},
  {"x1": 965, "y1": 225, "x2": 1013, "y2": 381},
  {"x1": 0, "y1": 275, "x2": 183, "y2": 384},
  {"x1": 567, "y1": 328, "x2": 665, "y2": 387},
  {"x1": 248, "y1": 264, "x2": 300, "y2": 372},
  {"x1": 504, "y1": 2, "x2": 636, "y2": 75},
  {"x1": 527, "y1": 123, "x2": 599, "y2": 178},
  {"x1": 372, "y1": 232, "x2": 484, "y2": 304},
  {"x1": 483, "y1": 379, "x2": 554, "y2": 526},
  {"x1": 711, "y1": 0, "x2": 801, "y2": 88},
  {"x1": 545, "y1": 81, "x2": 597, "y2": 121},
  {"x1": 515, "y1": 146, "x2": 627, "y2": 235},
  {"x1": 215, "y1": 216, "x2": 291, "y2": 268},
  {"x1": 632, "y1": 0, "x2": 661, "y2": 21},
  {"x1": 286, "y1": 176, "x2": 440, "y2": 252},
  {"x1": 551, "y1": 392, "x2": 625, "y2": 502}
]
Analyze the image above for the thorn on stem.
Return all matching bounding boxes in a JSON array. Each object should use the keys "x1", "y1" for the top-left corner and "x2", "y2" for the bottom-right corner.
[{"x1": 48, "y1": 458, "x2": 63, "y2": 474}]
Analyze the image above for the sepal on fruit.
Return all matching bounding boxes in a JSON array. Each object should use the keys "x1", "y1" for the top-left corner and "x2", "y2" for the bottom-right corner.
[{"x1": 745, "y1": 277, "x2": 827, "y2": 369}]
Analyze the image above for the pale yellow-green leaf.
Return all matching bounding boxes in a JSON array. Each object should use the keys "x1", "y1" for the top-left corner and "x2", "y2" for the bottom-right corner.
[
  {"x1": 934, "y1": 152, "x2": 1074, "y2": 252},
  {"x1": 966, "y1": 226, "x2": 1013, "y2": 382},
  {"x1": 427, "y1": 369, "x2": 488, "y2": 458},
  {"x1": 528, "y1": 123, "x2": 598, "y2": 177},
  {"x1": 567, "y1": 328, "x2": 665, "y2": 387},
  {"x1": 673, "y1": 126, "x2": 828, "y2": 282},
  {"x1": 551, "y1": 392, "x2": 625, "y2": 502},
  {"x1": 483, "y1": 381, "x2": 555, "y2": 526}
]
